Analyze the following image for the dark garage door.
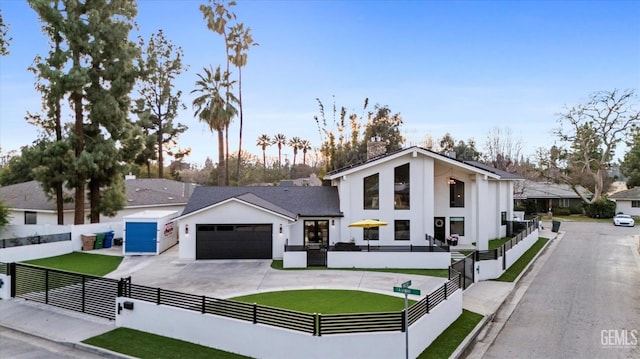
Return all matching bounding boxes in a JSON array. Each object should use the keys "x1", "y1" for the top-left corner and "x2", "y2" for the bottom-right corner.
[{"x1": 196, "y1": 224, "x2": 273, "y2": 259}]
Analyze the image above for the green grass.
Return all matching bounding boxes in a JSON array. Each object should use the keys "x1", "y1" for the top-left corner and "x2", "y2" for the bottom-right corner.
[
  {"x1": 494, "y1": 237, "x2": 550, "y2": 282},
  {"x1": 83, "y1": 327, "x2": 250, "y2": 359},
  {"x1": 270, "y1": 260, "x2": 449, "y2": 278},
  {"x1": 231, "y1": 289, "x2": 414, "y2": 314},
  {"x1": 418, "y1": 309, "x2": 484, "y2": 358},
  {"x1": 23, "y1": 252, "x2": 123, "y2": 276},
  {"x1": 488, "y1": 237, "x2": 511, "y2": 250}
]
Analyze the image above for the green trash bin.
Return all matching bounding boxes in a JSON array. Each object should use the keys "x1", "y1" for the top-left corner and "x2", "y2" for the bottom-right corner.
[
  {"x1": 94, "y1": 232, "x2": 105, "y2": 249},
  {"x1": 551, "y1": 220, "x2": 561, "y2": 233}
]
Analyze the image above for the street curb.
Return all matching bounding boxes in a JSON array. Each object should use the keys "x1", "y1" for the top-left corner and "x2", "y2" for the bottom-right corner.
[{"x1": 451, "y1": 230, "x2": 560, "y2": 359}]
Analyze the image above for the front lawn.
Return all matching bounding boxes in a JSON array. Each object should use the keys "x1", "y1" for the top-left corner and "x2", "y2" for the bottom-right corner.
[
  {"x1": 270, "y1": 260, "x2": 449, "y2": 278},
  {"x1": 488, "y1": 237, "x2": 511, "y2": 250},
  {"x1": 231, "y1": 289, "x2": 414, "y2": 314},
  {"x1": 84, "y1": 328, "x2": 250, "y2": 359},
  {"x1": 23, "y1": 252, "x2": 123, "y2": 276},
  {"x1": 418, "y1": 309, "x2": 484, "y2": 358},
  {"x1": 494, "y1": 237, "x2": 550, "y2": 282}
]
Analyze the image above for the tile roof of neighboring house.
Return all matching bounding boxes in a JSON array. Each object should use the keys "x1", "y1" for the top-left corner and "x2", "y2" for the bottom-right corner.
[
  {"x1": 180, "y1": 186, "x2": 343, "y2": 219},
  {"x1": 0, "y1": 178, "x2": 197, "y2": 211},
  {"x1": 608, "y1": 187, "x2": 640, "y2": 200},
  {"x1": 325, "y1": 146, "x2": 523, "y2": 180},
  {"x1": 516, "y1": 180, "x2": 591, "y2": 199}
]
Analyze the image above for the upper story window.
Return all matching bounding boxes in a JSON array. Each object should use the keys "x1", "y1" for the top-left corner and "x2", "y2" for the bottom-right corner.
[
  {"x1": 394, "y1": 163, "x2": 410, "y2": 210},
  {"x1": 25, "y1": 211, "x2": 37, "y2": 225},
  {"x1": 449, "y1": 178, "x2": 464, "y2": 207},
  {"x1": 364, "y1": 173, "x2": 379, "y2": 209}
]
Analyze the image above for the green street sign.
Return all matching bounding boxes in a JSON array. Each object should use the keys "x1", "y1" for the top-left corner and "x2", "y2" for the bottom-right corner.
[
  {"x1": 401, "y1": 280, "x2": 411, "y2": 288},
  {"x1": 393, "y1": 286, "x2": 421, "y2": 295}
]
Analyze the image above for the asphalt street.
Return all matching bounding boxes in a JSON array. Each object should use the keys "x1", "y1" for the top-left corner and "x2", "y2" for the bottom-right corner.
[
  {"x1": 483, "y1": 221, "x2": 639, "y2": 359},
  {"x1": 0, "y1": 326, "x2": 107, "y2": 359}
]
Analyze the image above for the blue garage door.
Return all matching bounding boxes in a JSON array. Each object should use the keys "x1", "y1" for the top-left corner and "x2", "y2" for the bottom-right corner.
[{"x1": 125, "y1": 222, "x2": 157, "y2": 253}]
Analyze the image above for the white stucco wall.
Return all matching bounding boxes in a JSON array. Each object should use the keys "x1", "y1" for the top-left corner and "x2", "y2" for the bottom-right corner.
[
  {"x1": 116, "y1": 288, "x2": 463, "y2": 359},
  {"x1": 0, "y1": 274, "x2": 11, "y2": 299},
  {"x1": 283, "y1": 251, "x2": 307, "y2": 268},
  {"x1": 327, "y1": 251, "x2": 451, "y2": 269},
  {"x1": 179, "y1": 200, "x2": 293, "y2": 260},
  {"x1": 0, "y1": 240, "x2": 73, "y2": 263},
  {"x1": 475, "y1": 229, "x2": 539, "y2": 280}
]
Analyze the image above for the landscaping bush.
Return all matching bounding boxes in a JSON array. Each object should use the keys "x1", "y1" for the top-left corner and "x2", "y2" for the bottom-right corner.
[
  {"x1": 569, "y1": 204, "x2": 584, "y2": 215},
  {"x1": 553, "y1": 207, "x2": 571, "y2": 216},
  {"x1": 584, "y1": 198, "x2": 616, "y2": 218}
]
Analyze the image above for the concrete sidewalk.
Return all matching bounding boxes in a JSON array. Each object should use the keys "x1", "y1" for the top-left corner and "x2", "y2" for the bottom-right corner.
[{"x1": 0, "y1": 225, "x2": 561, "y2": 359}]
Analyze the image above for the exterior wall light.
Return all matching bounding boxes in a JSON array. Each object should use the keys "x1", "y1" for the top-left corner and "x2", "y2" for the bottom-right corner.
[{"x1": 279, "y1": 224, "x2": 283, "y2": 234}]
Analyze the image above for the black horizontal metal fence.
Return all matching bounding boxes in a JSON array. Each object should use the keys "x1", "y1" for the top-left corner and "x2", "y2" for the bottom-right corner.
[
  {"x1": 1, "y1": 232, "x2": 71, "y2": 249},
  {"x1": 11, "y1": 263, "x2": 119, "y2": 320},
  {"x1": 118, "y1": 274, "x2": 461, "y2": 336},
  {"x1": 285, "y1": 244, "x2": 449, "y2": 253},
  {"x1": 475, "y1": 217, "x2": 538, "y2": 263}
]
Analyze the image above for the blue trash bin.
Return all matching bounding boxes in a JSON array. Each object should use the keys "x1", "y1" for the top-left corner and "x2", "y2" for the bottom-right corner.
[{"x1": 103, "y1": 230, "x2": 115, "y2": 248}]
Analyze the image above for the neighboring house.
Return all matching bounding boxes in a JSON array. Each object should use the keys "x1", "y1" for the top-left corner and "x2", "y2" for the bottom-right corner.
[
  {"x1": 176, "y1": 146, "x2": 522, "y2": 265},
  {"x1": 514, "y1": 180, "x2": 591, "y2": 213},
  {"x1": 608, "y1": 187, "x2": 640, "y2": 217},
  {"x1": 0, "y1": 176, "x2": 197, "y2": 225}
]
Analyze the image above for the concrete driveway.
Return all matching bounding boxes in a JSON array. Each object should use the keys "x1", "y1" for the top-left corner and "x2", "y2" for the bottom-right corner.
[{"x1": 103, "y1": 245, "x2": 447, "y2": 299}]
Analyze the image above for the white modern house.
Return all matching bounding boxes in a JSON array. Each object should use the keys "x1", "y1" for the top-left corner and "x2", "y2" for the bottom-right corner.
[{"x1": 176, "y1": 146, "x2": 523, "y2": 268}]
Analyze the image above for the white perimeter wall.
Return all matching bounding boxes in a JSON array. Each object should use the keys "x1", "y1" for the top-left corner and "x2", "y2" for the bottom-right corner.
[
  {"x1": 475, "y1": 229, "x2": 539, "y2": 281},
  {"x1": 116, "y1": 289, "x2": 462, "y2": 359},
  {"x1": 0, "y1": 274, "x2": 11, "y2": 299},
  {"x1": 283, "y1": 251, "x2": 307, "y2": 268},
  {"x1": 328, "y1": 251, "x2": 451, "y2": 269},
  {"x1": 0, "y1": 222, "x2": 123, "y2": 263}
]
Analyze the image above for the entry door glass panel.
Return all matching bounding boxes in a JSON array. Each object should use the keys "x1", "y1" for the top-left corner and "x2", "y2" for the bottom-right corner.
[{"x1": 304, "y1": 220, "x2": 329, "y2": 247}]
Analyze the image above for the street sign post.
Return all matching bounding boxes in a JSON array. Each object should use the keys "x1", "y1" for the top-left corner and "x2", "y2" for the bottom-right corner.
[{"x1": 393, "y1": 284, "x2": 421, "y2": 359}]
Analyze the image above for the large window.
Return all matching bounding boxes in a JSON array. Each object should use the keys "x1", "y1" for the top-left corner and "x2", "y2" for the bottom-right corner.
[
  {"x1": 365, "y1": 227, "x2": 379, "y2": 241},
  {"x1": 394, "y1": 163, "x2": 410, "y2": 209},
  {"x1": 24, "y1": 211, "x2": 37, "y2": 225},
  {"x1": 450, "y1": 217, "x2": 465, "y2": 236},
  {"x1": 559, "y1": 198, "x2": 570, "y2": 208},
  {"x1": 364, "y1": 173, "x2": 379, "y2": 209},
  {"x1": 449, "y1": 178, "x2": 464, "y2": 207},
  {"x1": 394, "y1": 220, "x2": 410, "y2": 240}
]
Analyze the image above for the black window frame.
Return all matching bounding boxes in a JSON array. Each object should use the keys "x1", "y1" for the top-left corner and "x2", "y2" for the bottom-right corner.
[
  {"x1": 363, "y1": 173, "x2": 380, "y2": 210},
  {"x1": 24, "y1": 211, "x2": 37, "y2": 225},
  {"x1": 394, "y1": 163, "x2": 410, "y2": 210},
  {"x1": 394, "y1": 220, "x2": 410, "y2": 241},
  {"x1": 449, "y1": 178, "x2": 464, "y2": 207},
  {"x1": 450, "y1": 217, "x2": 465, "y2": 236}
]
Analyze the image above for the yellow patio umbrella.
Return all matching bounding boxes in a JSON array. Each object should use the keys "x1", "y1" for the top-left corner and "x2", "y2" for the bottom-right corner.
[
  {"x1": 348, "y1": 219, "x2": 389, "y2": 228},
  {"x1": 348, "y1": 219, "x2": 388, "y2": 250}
]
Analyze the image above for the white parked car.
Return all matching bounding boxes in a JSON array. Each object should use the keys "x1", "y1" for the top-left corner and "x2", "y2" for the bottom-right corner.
[{"x1": 613, "y1": 214, "x2": 635, "y2": 227}]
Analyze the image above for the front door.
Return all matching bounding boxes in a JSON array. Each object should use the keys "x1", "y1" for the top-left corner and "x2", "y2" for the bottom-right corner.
[
  {"x1": 434, "y1": 217, "x2": 446, "y2": 241},
  {"x1": 304, "y1": 220, "x2": 328, "y2": 266}
]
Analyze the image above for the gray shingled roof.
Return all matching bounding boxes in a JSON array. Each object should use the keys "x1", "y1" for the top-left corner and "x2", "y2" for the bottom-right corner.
[
  {"x1": 0, "y1": 179, "x2": 196, "y2": 211},
  {"x1": 517, "y1": 181, "x2": 590, "y2": 199},
  {"x1": 609, "y1": 187, "x2": 640, "y2": 200},
  {"x1": 463, "y1": 161, "x2": 524, "y2": 180},
  {"x1": 180, "y1": 186, "x2": 343, "y2": 219}
]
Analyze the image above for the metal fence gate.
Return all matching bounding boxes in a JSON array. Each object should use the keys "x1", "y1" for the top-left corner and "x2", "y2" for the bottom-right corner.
[
  {"x1": 450, "y1": 254, "x2": 474, "y2": 290},
  {"x1": 10, "y1": 263, "x2": 120, "y2": 320}
]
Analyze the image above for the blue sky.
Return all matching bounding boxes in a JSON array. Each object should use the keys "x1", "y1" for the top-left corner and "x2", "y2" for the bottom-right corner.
[{"x1": 1, "y1": 0, "x2": 639, "y2": 166}]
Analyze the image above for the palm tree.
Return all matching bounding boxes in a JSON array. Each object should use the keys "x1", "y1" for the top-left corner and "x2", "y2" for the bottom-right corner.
[
  {"x1": 300, "y1": 139, "x2": 312, "y2": 165},
  {"x1": 256, "y1": 134, "x2": 271, "y2": 168},
  {"x1": 273, "y1": 133, "x2": 286, "y2": 167},
  {"x1": 288, "y1": 136, "x2": 303, "y2": 166},
  {"x1": 229, "y1": 23, "x2": 258, "y2": 184},
  {"x1": 191, "y1": 65, "x2": 237, "y2": 186}
]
